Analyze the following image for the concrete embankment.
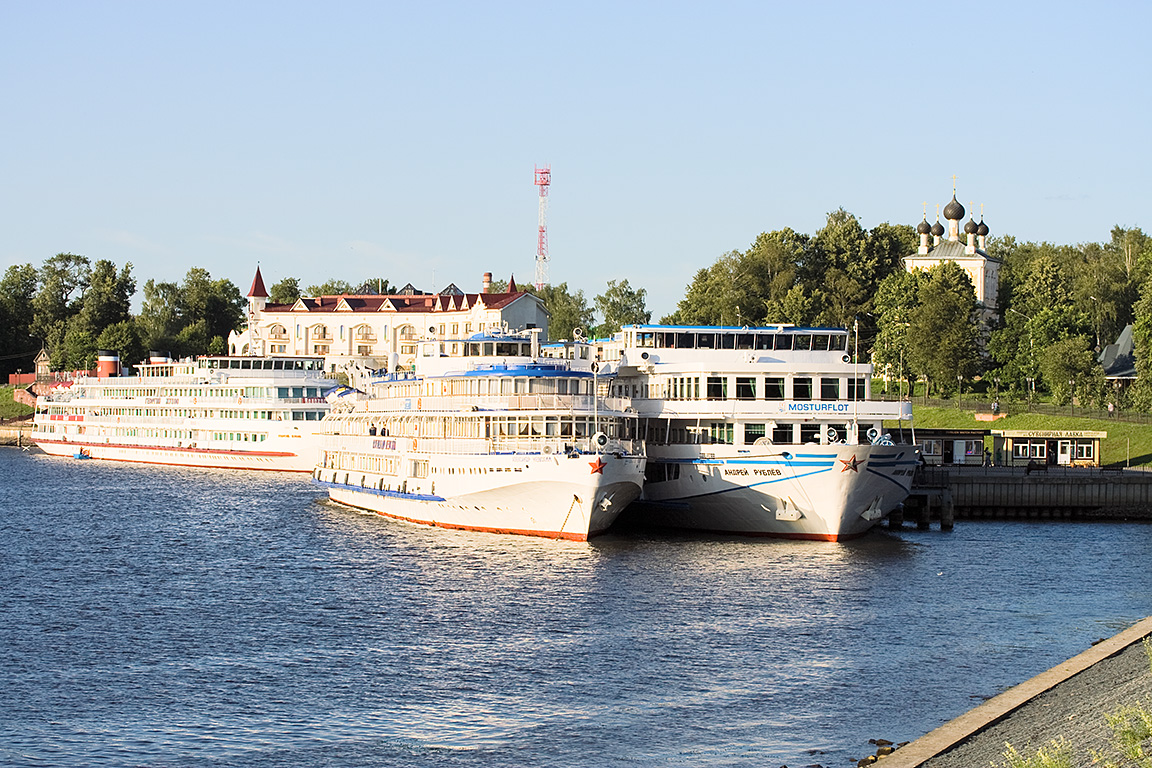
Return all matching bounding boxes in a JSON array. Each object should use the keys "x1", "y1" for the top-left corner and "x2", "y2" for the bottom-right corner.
[
  {"x1": 904, "y1": 466, "x2": 1152, "y2": 523},
  {"x1": 874, "y1": 616, "x2": 1152, "y2": 768},
  {"x1": 0, "y1": 420, "x2": 32, "y2": 447}
]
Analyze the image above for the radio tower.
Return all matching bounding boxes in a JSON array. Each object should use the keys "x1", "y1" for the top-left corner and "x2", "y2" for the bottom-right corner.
[{"x1": 534, "y1": 164, "x2": 550, "y2": 290}]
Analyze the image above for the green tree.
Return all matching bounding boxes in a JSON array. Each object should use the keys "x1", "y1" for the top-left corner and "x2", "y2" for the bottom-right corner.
[
  {"x1": 906, "y1": 262, "x2": 981, "y2": 396},
  {"x1": 178, "y1": 268, "x2": 243, "y2": 348},
  {"x1": 96, "y1": 320, "x2": 145, "y2": 370},
  {"x1": 769, "y1": 284, "x2": 813, "y2": 326},
  {"x1": 269, "y1": 277, "x2": 301, "y2": 305},
  {"x1": 1037, "y1": 335, "x2": 1102, "y2": 406},
  {"x1": 0, "y1": 263, "x2": 39, "y2": 377},
  {"x1": 136, "y1": 279, "x2": 183, "y2": 354},
  {"x1": 79, "y1": 259, "x2": 135, "y2": 333},
  {"x1": 536, "y1": 282, "x2": 593, "y2": 340},
  {"x1": 356, "y1": 277, "x2": 397, "y2": 295},
  {"x1": 871, "y1": 270, "x2": 921, "y2": 393},
  {"x1": 1129, "y1": 283, "x2": 1152, "y2": 410},
  {"x1": 665, "y1": 228, "x2": 805, "y2": 325},
  {"x1": 57, "y1": 319, "x2": 97, "y2": 371},
  {"x1": 594, "y1": 279, "x2": 650, "y2": 338},
  {"x1": 305, "y1": 279, "x2": 355, "y2": 296},
  {"x1": 31, "y1": 252, "x2": 90, "y2": 355}
]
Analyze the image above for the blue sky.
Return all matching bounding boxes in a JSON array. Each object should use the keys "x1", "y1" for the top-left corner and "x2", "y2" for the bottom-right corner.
[{"x1": 3, "y1": 1, "x2": 1149, "y2": 320}]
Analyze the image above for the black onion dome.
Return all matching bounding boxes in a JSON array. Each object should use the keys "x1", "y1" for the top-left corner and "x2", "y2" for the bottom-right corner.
[
  {"x1": 931, "y1": 220, "x2": 945, "y2": 237},
  {"x1": 977, "y1": 219, "x2": 989, "y2": 236},
  {"x1": 943, "y1": 195, "x2": 965, "y2": 220},
  {"x1": 917, "y1": 217, "x2": 932, "y2": 235},
  {"x1": 964, "y1": 217, "x2": 978, "y2": 234}
]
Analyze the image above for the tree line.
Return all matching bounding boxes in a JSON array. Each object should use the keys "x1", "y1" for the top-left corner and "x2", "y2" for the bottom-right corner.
[
  {"x1": 0, "y1": 254, "x2": 243, "y2": 376},
  {"x1": 3, "y1": 213, "x2": 1149, "y2": 414},
  {"x1": 664, "y1": 209, "x2": 1152, "y2": 410}
]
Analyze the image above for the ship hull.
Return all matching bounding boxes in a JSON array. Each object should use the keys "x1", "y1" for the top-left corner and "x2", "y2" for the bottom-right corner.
[
  {"x1": 316, "y1": 452, "x2": 645, "y2": 541},
  {"x1": 633, "y1": 444, "x2": 918, "y2": 541},
  {"x1": 34, "y1": 437, "x2": 317, "y2": 472}
]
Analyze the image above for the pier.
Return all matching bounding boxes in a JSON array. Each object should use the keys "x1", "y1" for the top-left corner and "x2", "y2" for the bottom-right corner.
[
  {"x1": 900, "y1": 465, "x2": 1152, "y2": 529},
  {"x1": 0, "y1": 418, "x2": 32, "y2": 448}
]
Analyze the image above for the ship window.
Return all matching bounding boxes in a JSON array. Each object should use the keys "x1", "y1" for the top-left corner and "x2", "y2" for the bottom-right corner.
[
  {"x1": 800, "y1": 423, "x2": 822, "y2": 443},
  {"x1": 744, "y1": 423, "x2": 766, "y2": 444},
  {"x1": 774, "y1": 335, "x2": 793, "y2": 351},
  {"x1": 735, "y1": 333, "x2": 754, "y2": 350},
  {"x1": 709, "y1": 423, "x2": 733, "y2": 444},
  {"x1": 706, "y1": 376, "x2": 727, "y2": 400},
  {"x1": 638, "y1": 332, "x2": 655, "y2": 347},
  {"x1": 820, "y1": 378, "x2": 840, "y2": 400},
  {"x1": 812, "y1": 335, "x2": 830, "y2": 351},
  {"x1": 793, "y1": 378, "x2": 813, "y2": 400},
  {"x1": 696, "y1": 333, "x2": 716, "y2": 349},
  {"x1": 847, "y1": 378, "x2": 866, "y2": 400},
  {"x1": 755, "y1": 334, "x2": 774, "y2": 350},
  {"x1": 765, "y1": 377, "x2": 785, "y2": 400},
  {"x1": 719, "y1": 334, "x2": 736, "y2": 349},
  {"x1": 674, "y1": 332, "x2": 692, "y2": 348},
  {"x1": 830, "y1": 334, "x2": 847, "y2": 351},
  {"x1": 794, "y1": 335, "x2": 812, "y2": 351}
]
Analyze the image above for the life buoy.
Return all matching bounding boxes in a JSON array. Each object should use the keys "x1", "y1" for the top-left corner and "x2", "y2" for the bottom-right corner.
[
  {"x1": 410, "y1": 438, "x2": 417, "y2": 451},
  {"x1": 192, "y1": 397, "x2": 197, "y2": 405},
  {"x1": 417, "y1": 397, "x2": 422, "y2": 410}
]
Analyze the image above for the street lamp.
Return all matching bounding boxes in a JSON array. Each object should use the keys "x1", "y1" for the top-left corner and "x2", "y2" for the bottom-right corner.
[
  {"x1": 1069, "y1": 378, "x2": 1075, "y2": 417},
  {"x1": 957, "y1": 374, "x2": 963, "y2": 409},
  {"x1": 1026, "y1": 376, "x2": 1035, "y2": 408}
]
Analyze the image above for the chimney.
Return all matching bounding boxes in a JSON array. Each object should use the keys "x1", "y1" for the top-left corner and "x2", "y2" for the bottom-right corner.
[
  {"x1": 482, "y1": 272, "x2": 492, "y2": 294},
  {"x1": 96, "y1": 350, "x2": 120, "y2": 378}
]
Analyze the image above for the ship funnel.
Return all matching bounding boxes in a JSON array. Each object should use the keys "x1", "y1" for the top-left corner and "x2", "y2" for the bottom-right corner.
[{"x1": 96, "y1": 350, "x2": 120, "y2": 378}]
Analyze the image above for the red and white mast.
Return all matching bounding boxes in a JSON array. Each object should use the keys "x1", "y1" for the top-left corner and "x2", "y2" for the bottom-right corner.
[{"x1": 534, "y1": 165, "x2": 550, "y2": 290}]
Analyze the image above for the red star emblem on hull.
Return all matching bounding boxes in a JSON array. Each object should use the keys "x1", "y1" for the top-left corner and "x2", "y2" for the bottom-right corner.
[
  {"x1": 839, "y1": 455, "x2": 861, "y2": 472},
  {"x1": 589, "y1": 457, "x2": 606, "y2": 475}
]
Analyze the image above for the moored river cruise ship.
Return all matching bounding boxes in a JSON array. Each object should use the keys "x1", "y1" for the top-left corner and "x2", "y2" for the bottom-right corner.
[
  {"x1": 599, "y1": 324, "x2": 919, "y2": 541},
  {"x1": 313, "y1": 331, "x2": 646, "y2": 541},
  {"x1": 32, "y1": 353, "x2": 332, "y2": 472}
]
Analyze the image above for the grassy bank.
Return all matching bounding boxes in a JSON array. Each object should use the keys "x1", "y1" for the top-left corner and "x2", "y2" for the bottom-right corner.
[
  {"x1": 1, "y1": 386, "x2": 34, "y2": 421},
  {"x1": 902, "y1": 406, "x2": 1152, "y2": 468}
]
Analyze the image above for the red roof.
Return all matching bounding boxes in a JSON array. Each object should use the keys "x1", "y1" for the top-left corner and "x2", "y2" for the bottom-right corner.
[
  {"x1": 248, "y1": 266, "x2": 269, "y2": 298},
  {"x1": 262, "y1": 290, "x2": 527, "y2": 314}
]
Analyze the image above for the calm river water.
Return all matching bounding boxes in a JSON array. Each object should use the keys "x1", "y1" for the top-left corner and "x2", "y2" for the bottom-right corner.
[{"x1": 1, "y1": 449, "x2": 1150, "y2": 767}]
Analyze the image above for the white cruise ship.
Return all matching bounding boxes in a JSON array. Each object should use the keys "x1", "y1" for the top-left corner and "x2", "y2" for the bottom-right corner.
[
  {"x1": 32, "y1": 352, "x2": 332, "y2": 472},
  {"x1": 600, "y1": 325, "x2": 918, "y2": 541},
  {"x1": 313, "y1": 331, "x2": 646, "y2": 541}
]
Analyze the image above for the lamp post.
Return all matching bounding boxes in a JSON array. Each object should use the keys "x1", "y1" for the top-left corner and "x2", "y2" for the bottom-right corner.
[
  {"x1": 1069, "y1": 378, "x2": 1075, "y2": 417},
  {"x1": 1026, "y1": 377, "x2": 1035, "y2": 408},
  {"x1": 957, "y1": 374, "x2": 963, "y2": 409}
]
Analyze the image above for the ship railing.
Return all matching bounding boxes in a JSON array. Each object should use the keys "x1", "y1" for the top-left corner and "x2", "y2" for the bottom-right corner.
[
  {"x1": 360, "y1": 393, "x2": 635, "y2": 414},
  {"x1": 320, "y1": 433, "x2": 642, "y2": 457}
]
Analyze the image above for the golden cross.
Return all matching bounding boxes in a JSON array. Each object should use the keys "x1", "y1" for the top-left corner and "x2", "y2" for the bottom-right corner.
[{"x1": 952, "y1": 174, "x2": 958, "y2": 193}]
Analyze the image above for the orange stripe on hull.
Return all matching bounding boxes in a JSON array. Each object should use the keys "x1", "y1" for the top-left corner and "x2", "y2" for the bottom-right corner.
[
  {"x1": 333, "y1": 498, "x2": 593, "y2": 541},
  {"x1": 34, "y1": 441, "x2": 308, "y2": 472},
  {"x1": 35, "y1": 439, "x2": 296, "y2": 459}
]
